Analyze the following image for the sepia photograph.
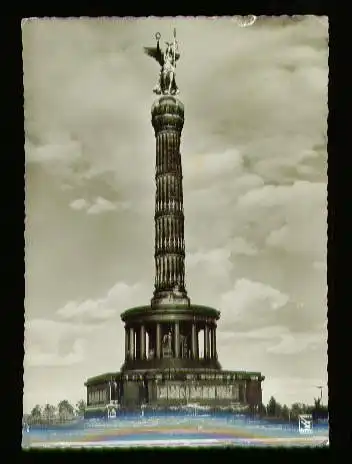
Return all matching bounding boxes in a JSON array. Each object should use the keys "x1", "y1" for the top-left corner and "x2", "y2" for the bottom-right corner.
[{"x1": 23, "y1": 16, "x2": 328, "y2": 448}]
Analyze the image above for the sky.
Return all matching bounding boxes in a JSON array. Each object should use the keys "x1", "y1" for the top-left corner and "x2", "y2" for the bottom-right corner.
[{"x1": 23, "y1": 16, "x2": 328, "y2": 413}]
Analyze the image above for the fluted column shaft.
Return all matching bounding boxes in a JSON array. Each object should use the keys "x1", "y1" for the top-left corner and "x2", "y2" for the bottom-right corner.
[
  {"x1": 154, "y1": 134, "x2": 185, "y2": 291},
  {"x1": 151, "y1": 97, "x2": 188, "y2": 305}
]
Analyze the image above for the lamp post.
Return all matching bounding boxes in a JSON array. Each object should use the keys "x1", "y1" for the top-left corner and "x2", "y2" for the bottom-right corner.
[{"x1": 315, "y1": 386, "x2": 323, "y2": 404}]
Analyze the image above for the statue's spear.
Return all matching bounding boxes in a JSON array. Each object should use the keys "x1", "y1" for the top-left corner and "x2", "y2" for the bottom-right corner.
[{"x1": 173, "y1": 28, "x2": 176, "y2": 67}]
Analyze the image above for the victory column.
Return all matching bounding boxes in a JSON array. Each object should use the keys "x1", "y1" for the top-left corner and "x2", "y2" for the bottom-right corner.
[{"x1": 84, "y1": 30, "x2": 264, "y2": 417}]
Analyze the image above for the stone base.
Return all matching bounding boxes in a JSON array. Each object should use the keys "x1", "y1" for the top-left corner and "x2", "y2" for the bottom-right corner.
[{"x1": 84, "y1": 369, "x2": 264, "y2": 415}]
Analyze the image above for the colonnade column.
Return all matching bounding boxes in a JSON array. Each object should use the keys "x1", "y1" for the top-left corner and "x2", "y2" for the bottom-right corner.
[
  {"x1": 125, "y1": 326, "x2": 129, "y2": 361},
  {"x1": 135, "y1": 330, "x2": 140, "y2": 359},
  {"x1": 204, "y1": 324, "x2": 210, "y2": 359},
  {"x1": 129, "y1": 327, "x2": 134, "y2": 360},
  {"x1": 156, "y1": 323, "x2": 161, "y2": 359},
  {"x1": 125, "y1": 321, "x2": 216, "y2": 361},
  {"x1": 191, "y1": 323, "x2": 197, "y2": 359},
  {"x1": 140, "y1": 325, "x2": 146, "y2": 360},
  {"x1": 212, "y1": 324, "x2": 217, "y2": 359},
  {"x1": 174, "y1": 322, "x2": 180, "y2": 358},
  {"x1": 210, "y1": 326, "x2": 213, "y2": 358}
]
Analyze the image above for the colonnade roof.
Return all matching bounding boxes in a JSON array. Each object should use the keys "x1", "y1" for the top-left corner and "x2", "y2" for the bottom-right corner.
[
  {"x1": 85, "y1": 370, "x2": 265, "y2": 386},
  {"x1": 120, "y1": 304, "x2": 221, "y2": 323}
]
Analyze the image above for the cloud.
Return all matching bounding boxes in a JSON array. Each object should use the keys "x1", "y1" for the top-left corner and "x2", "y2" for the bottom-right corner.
[
  {"x1": 25, "y1": 138, "x2": 84, "y2": 180},
  {"x1": 186, "y1": 149, "x2": 243, "y2": 189},
  {"x1": 235, "y1": 181, "x2": 326, "y2": 260},
  {"x1": 87, "y1": 197, "x2": 116, "y2": 214},
  {"x1": 25, "y1": 281, "x2": 147, "y2": 368},
  {"x1": 266, "y1": 330, "x2": 325, "y2": 355},
  {"x1": 228, "y1": 237, "x2": 258, "y2": 256},
  {"x1": 69, "y1": 196, "x2": 129, "y2": 214},
  {"x1": 187, "y1": 248, "x2": 233, "y2": 278},
  {"x1": 69, "y1": 198, "x2": 88, "y2": 211},
  {"x1": 217, "y1": 275, "x2": 326, "y2": 338},
  {"x1": 24, "y1": 319, "x2": 94, "y2": 368},
  {"x1": 27, "y1": 339, "x2": 86, "y2": 367},
  {"x1": 87, "y1": 197, "x2": 129, "y2": 214},
  {"x1": 217, "y1": 325, "x2": 325, "y2": 355},
  {"x1": 56, "y1": 299, "x2": 116, "y2": 322},
  {"x1": 56, "y1": 281, "x2": 146, "y2": 324},
  {"x1": 217, "y1": 325, "x2": 284, "y2": 348},
  {"x1": 220, "y1": 279, "x2": 289, "y2": 330}
]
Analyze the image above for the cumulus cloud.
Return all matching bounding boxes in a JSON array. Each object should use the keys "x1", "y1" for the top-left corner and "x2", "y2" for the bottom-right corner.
[
  {"x1": 186, "y1": 149, "x2": 243, "y2": 189},
  {"x1": 69, "y1": 196, "x2": 129, "y2": 214},
  {"x1": 187, "y1": 248, "x2": 233, "y2": 278},
  {"x1": 25, "y1": 281, "x2": 148, "y2": 369},
  {"x1": 27, "y1": 339, "x2": 86, "y2": 367},
  {"x1": 232, "y1": 181, "x2": 327, "y2": 261},
  {"x1": 25, "y1": 137, "x2": 84, "y2": 181},
  {"x1": 87, "y1": 197, "x2": 117, "y2": 214},
  {"x1": 228, "y1": 237, "x2": 258, "y2": 256},
  {"x1": 69, "y1": 198, "x2": 88, "y2": 211},
  {"x1": 57, "y1": 281, "x2": 145, "y2": 324},
  {"x1": 24, "y1": 319, "x2": 94, "y2": 368},
  {"x1": 266, "y1": 330, "x2": 325, "y2": 355},
  {"x1": 26, "y1": 139, "x2": 82, "y2": 164},
  {"x1": 217, "y1": 324, "x2": 325, "y2": 356},
  {"x1": 57, "y1": 299, "x2": 116, "y2": 322},
  {"x1": 220, "y1": 279, "x2": 289, "y2": 329}
]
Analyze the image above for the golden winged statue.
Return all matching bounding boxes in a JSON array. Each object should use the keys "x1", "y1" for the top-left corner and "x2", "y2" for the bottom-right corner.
[{"x1": 144, "y1": 29, "x2": 180, "y2": 96}]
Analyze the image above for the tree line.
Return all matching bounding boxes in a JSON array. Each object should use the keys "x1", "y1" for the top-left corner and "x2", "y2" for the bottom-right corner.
[
  {"x1": 260, "y1": 396, "x2": 328, "y2": 422},
  {"x1": 23, "y1": 396, "x2": 328, "y2": 425},
  {"x1": 23, "y1": 399, "x2": 87, "y2": 425}
]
